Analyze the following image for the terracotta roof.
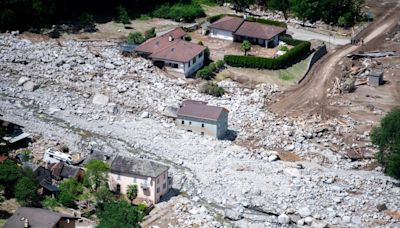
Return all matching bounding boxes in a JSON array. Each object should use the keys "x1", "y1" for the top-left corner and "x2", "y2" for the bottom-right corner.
[
  {"x1": 208, "y1": 16, "x2": 244, "y2": 32},
  {"x1": 0, "y1": 154, "x2": 8, "y2": 163},
  {"x1": 234, "y1": 21, "x2": 286, "y2": 40},
  {"x1": 177, "y1": 100, "x2": 228, "y2": 121},
  {"x1": 4, "y1": 207, "x2": 75, "y2": 228},
  {"x1": 149, "y1": 40, "x2": 206, "y2": 62},
  {"x1": 110, "y1": 155, "x2": 169, "y2": 178},
  {"x1": 135, "y1": 27, "x2": 186, "y2": 54}
]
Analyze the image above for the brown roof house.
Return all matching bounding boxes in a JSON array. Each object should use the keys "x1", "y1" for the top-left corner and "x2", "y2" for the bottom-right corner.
[
  {"x1": 108, "y1": 155, "x2": 172, "y2": 204},
  {"x1": 135, "y1": 27, "x2": 207, "y2": 77},
  {"x1": 208, "y1": 16, "x2": 286, "y2": 47},
  {"x1": 4, "y1": 207, "x2": 76, "y2": 228},
  {"x1": 176, "y1": 100, "x2": 229, "y2": 139}
]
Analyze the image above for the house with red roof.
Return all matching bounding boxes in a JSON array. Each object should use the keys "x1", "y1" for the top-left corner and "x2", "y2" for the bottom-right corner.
[
  {"x1": 175, "y1": 100, "x2": 229, "y2": 139},
  {"x1": 208, "y1": 16, "x2": 286, "y2": 47},
  {"x1": 135, "y1": 27, "x2": 207, "y2": 77}
]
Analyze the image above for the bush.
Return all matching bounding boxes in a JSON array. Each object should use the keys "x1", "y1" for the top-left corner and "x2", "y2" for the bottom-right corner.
[
  {"x1": 184, "y1": 35, "x2": 192, "y2": 41},
  {"x1": 144, "y1": 27, "x2": 156, "y2": 40},
  {"x1": 208, "y1": 63, "x2": 217, "y2": 72},
  {"x1": 279, "y1": 46, "x2": 289, "y2": 52},
  {"x1": 198, "y1": 82, "x2": 225, "y2": 97},
  {"x1": 224, "y1": 40, "x2": 311, "y2": 70},
  {"x1": 42, "y1": 196, "x2": 59, "y2": 211},
  {"x1": 371, "y1": 108, "x2": 400, "y2": 179},
  {"x1": 127, "y1": 32, "x2": 146, "y2": 44},
  {"x1": 196, "y1": 67, "x2": 214, "y2": 80},
  {"x1": 116, "y1": 5, "x2": 130, "y2": 24},
  {"x1": 153, "y1": 3, "x2": 205, "y2": 22},
  {"x1": 139, "y1": 14, "x2": 151, "y2": 21},
  {"x1": 197, "y1": 41, "x2": 204, "y2": 46},
  {"x1": 14, "y1": 176, "x2": 39, "y2": 206},
  {"x1": 80, "y1": 13, "x2": 94, "y2": 26},
  {"x1": 215, "y1": 60, "x2": 225, "y2": 69}
]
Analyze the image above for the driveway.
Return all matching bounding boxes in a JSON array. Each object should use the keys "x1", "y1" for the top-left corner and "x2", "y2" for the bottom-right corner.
[{"x1": 287, "y1": 25, "x2": 351, "y2": 46}]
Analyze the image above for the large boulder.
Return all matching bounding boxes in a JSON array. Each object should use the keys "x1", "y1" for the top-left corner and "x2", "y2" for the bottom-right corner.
[
  {"x1": 92, "y1": 94, "x2": 109, "y2": 106},
  {"x1": 23, "y1": 81, "x2": 38, "y2": 92},
  {"x1": 18, "y1": 76, "x2": 30, "y2": 86},
  {"x1": 278, "y1": 214, "x2": 290, "y2": 224}
]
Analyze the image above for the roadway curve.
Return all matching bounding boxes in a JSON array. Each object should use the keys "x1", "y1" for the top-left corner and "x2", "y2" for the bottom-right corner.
[{"x1": 270, "y1": 1, "x2": 400, "y2": 118}]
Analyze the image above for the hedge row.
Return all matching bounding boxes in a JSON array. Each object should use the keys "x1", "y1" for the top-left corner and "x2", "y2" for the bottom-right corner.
[
  {"x1": 207, "y1": 14, "x2": 287, "y2": 28},
  {"x1": 153, "y1": 3, "x2": 205, "y2": 22},
  {"x1": 224, "y1": 41, "x2": 311, "y2": 70}
]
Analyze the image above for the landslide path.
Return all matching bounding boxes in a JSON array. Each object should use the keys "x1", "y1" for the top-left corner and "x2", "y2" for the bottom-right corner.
[{"x1": 270, "y1": 1, "x2": 400, "y2": 118}]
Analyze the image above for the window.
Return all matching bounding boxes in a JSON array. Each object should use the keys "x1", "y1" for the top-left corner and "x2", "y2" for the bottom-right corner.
[
  {"x1": 173, "y1": 63, "x2": 179, "y2": 68},
  {"x1": 181, "y1": 120, "x2": 184, "y2": 124},
  {"x1": 193, "y1": 58, "x2": 196, "y2": 64},
  {"x1": 201, "y1": 123, "x2": 204, "y2": 128},
  {"x1": 49, "y1": 154, "x2": 54, "y2": 158},
  {"x1": 157, "y1": 187, "x2": 160, "y2": 193},
  {"x1": 198, "y1": 52, "x2": 203, "y2": 58},
  {"x1": 189, "y1": 121, "x2": 192, "y2": 125},
  {"x1": 163, "y1": 183, "x2": 166, "y2": 189},
  {"x1": 117, "y1": 175, "x2": 121, "y2": 180},
  {"x1": 188, "y1": 61, "x2": 191, "y2": 67},
  {"x1": 157, "y1": 178, "x2": 160, "y2": 184},
  {"x1": 133, "y1": 178, "x2": 136, "y2": 183}
]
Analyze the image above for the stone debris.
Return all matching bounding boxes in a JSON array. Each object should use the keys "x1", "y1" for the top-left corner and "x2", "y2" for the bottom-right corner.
[{"x1": 0, "y1": 34, "x2": 399, "y2": 228}]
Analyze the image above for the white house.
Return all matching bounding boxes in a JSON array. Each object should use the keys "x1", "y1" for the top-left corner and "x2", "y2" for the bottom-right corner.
[
  {"x1": 108, "y1": 155, "x2": 172, "y2": 204},
  {"x1": 175, "y1": 100, "x2": 229, "y2": 139},
  {"x1": 135, "y1": 27, "x2": 206, "y2": 77},
  {"x1": 208, "y1": 16, "x2": 286, "y2": 47}
]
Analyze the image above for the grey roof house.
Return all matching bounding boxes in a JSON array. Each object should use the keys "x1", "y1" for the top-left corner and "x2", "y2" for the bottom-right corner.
[
  {"x1": 4, "y1": 207, "x2": 76, "y2": 228},
  {"x1": 175, "y1": 100, "x2": 229, "y2": 139},
  {"x1": 108, "y1": 155, "x2": 172, "y2": 204}
]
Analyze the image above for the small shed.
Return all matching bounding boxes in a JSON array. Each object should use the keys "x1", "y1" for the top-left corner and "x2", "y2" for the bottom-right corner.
[{"x1": 368, "y1": 70, "x2": 384, "y2": 86}]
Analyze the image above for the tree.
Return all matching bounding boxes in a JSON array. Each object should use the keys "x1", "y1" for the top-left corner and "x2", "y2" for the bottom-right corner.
[
  {"x1": 116, "y1": 5, "x2": 130, "y2": 24},
  {"x1": 126, "y1": 184, "x2": 138, "y2": 203},
  {"x1": 14, "y1": 176, "x2": 39, "y2": 206},
  {"x1": 84, "y1": 160, "x2": 110, "y2": 191},
  {"x1": 144, "y1": 27, "x2": 156, "y2": 40},
  {"x1": 0, "y1": 185, "x2": 4, "y2": 203},
  {"x1": 198, "y1": 82, "x2": 225, "y2": 97},
  {"x1": 58, "y1": 178, "x2": 83, "y2": 208},
  {"x1": 127, "y1": 32, "x2": 146, "y2": 45},
  {"x1": 231, "y1": 0, "x2": 255, "y2": 12},
  {"x1": 268, "y1": 0, "x2": 289, "y2": 19},
  {"x1": 0, "y1": 159, "x2": 20, "y2": 198},
  {"x1": 97, "y1": 200, "x2": 144, "y2": 228},
  {"x1": 289, "y1": 0, "x2": 319, "y2": 25},
  {"x1": 94, "y1": 186, "x2": 114, "y2": 211},
  {"x1": 371, "y1": 108, "x2": 400, "y2": 179},
  {"x1": 240, "y1": 40, "x2": 251, "y2": 56}
]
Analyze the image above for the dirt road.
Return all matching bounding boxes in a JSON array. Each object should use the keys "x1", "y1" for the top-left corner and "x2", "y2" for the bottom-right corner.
[{"x1": 270, "y1": 1, "x2": 400, "y2": 117}]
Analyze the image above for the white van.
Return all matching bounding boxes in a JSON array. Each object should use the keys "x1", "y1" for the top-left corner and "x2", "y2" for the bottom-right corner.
[{"x1": 43, "y1": 148, "x2": 73, "y2": 165}]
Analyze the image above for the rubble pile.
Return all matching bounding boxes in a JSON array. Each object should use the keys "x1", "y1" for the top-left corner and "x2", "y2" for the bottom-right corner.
[{"x1": 1, "y1": 34, "x2": 399, "y2": 227}]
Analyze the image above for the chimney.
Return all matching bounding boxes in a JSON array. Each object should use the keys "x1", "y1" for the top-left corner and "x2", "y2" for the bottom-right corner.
[
  {"x1": 168, "y1": 36, "x2": 174, "y2": 42},
  {"x1": 24, "y1": 218, "x2": 29, "y2": 228}
]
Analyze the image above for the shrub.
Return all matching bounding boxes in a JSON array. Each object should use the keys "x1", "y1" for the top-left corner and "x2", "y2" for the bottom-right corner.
[
  {"x1": 279, "y1": 46, "x2": 289, "y2": 52},
  {"x1": 371, "y1": 108, "x2": 400, "y2": 179},
  {"x1": 153, "y1": 3, "x2": 205, "y2": 22},
  {"x1": 240, "y1": 40, "x2": 251, "y2": 55},
  {"x1": 144, "y1": 27, "x2": 156, "y2": 40},
  {"x1": 215, "y1": 60, "x2": 225, "y2": 69},
  {"x1": 198, "y1": 82, "x2": 225, "y2": 97},
  {"x1": 42, "y1": 196, "x2": 59, "y2": 211},
  {"x1": 197, "y1": 41, "x2": 204, "y2": 46},
  {"x1": 116, "y1": 5, "x2": 130, "y2": 24},
  {"x1": 139, "y1": 14, "x2": 151, "y2": 21},
  {"x1": 127, "y1": 32, "x2": 145, "y2": 44},
  {"x1": 224, "y1": 40, "x2": 311, "y2": 70},
  {"x1": 196, "y1": 67, "x2": 214, "y2": 80},
  {"x1": 80, "y1": 13, "x2": 94, "y2": 26},
  {"x1": 184, "y1": 35, "x2": 192, "y2": 41},
  {"x1": 14, "y1": 176, "x2": 38, "y2": 206},
  {"x1": 208, "y1": 63, "x2": 217, "y2": 72}
]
